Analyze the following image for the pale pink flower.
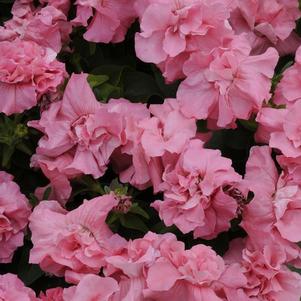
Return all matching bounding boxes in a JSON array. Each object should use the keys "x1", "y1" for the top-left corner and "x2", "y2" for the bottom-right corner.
[
  {"x1": 0, "y1": 4, "x2": 71, "y2": 52},
  {"x1": 63, "y1": 274, "x2": 119, "y2": 301},
  {"x1": 0, "y1": 39, "x2": 66, "y2": 115},
  {"x1": 177, "y1": 35, "x2": 279, "y2": 128},
  {"x1": 73, "y1": 0, "x2": 137, "y2": 43},
  {"x1": 223, "y1": 239, "x2": 301, "y2": 301},
  {"x1": 135, "y1": 0, "x2": 233, "y2": 82},
  {"x1": 29, "y1": 194, "x2": 127, "y2": 283},
  {"x1": 230, "y1": 0, "x2": 300, "y2": 54},
  {"x1": 242, "y1": 146, "x2": 301, "y2": 262},
  {"x1": 153, "y1": 139, "x2": 242, "y2": 239},
  {"x1": 0, "y1": 171, "x2": 31, "y2": 263},
  {"x1": 0, "y1": 273, "x2": 38, "y2": 301},
  {"x1": 29, "y1": 73, "x2": 124, "y2": 180}
]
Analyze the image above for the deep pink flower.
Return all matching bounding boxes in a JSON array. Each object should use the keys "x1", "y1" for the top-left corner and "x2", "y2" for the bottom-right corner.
[
  {"x1": 73, "y1": 0, "x2": 137, "y2": 43},
  {"x1": 135, "y1": 0, "x2": 233, "y2": 82},
  {"x1": 0, "y1": 171, "x2": 31, "y2": 263},
  {"x1": 0, "y1": 273, "x2": 38, "y2": 301},
  {"x1": 0, "y1": 39, "x2": 66, "y2": 115},
  {"x1": 29, "y1": 194, "x2": 127, "y2": 283},
  {"x1": 153, "y1": 139, "x2": 242, "y2": 239},
  {"x1": 29, "y1": 73, "x2": 124, "y2": 180},
  {"x1": 177, "y1": 35, "x2": 278, "y2": 128}
]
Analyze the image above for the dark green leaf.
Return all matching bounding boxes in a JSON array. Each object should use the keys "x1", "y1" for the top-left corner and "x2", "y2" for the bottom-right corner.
[{"x1": 120, "y1": 214, "x2": 148, "y2": 233}]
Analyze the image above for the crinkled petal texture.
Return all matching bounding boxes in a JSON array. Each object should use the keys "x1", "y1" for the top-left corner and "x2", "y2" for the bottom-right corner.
[
  {"x1": 0, "y1": 273, "x2": 38, "y2": 301},
  {"x1": 178, "y1": 36, "x2": 279, "y2": 128},
  {"x1": 135, "y1": 0, "x2": 233, "y2": 82},
  {"x1": 104, "y1": 231, "x2": 226, "y2": 301},
  {"x1": 0, "y1": 171, "x2": 31, "y2": 263},
  {"x1": 29, "y1": 194, "x2": 127, "y2": 283},
  {"x1": 0, "y1": 39, "x2": 66, "y2": 115},
  {"x1": 153, "y1": 139, "x2": 242, "y2": 239},
  {"x1": 74, "y1": 0, "x2": 137, "y2": 43},
  {"x1": 274, "y1": 46, "x2": 301, "y2": 107},
  {"x1": 242, "y1": 146, "x2": 301, "y2": 262},
  {"x1": 1, "y1": 4, "x2": 71, "y2": 52},
  {"x1": 63, "y1": 274, "x2": 119, "y2": 301},
  {"x1": 223, "y1": 239, "x2": 301, "y2": 301},
  {"x1": 258, "y1": 100, "x2": 301, "y2": 158},
  {"x1": 230, "y1": 0, "x2": 301, "y2": 54},
  {"x1": 39, "y1": 287, "x2": 64, "y2": 301},
  {"x1": 29, "y1": 73, "x2": 124, "y2": 185}
]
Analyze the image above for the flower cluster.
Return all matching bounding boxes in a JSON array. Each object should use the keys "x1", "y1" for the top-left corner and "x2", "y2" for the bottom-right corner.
[{"x1": 1, "y1": 0, "x2": 301, "y2": 300}]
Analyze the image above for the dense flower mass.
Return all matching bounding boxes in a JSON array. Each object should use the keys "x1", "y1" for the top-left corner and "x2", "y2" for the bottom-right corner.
[
  {"x1": 1, "y1": 0, "x2": 301, "y2": 299},
  {"x1": 0, "y1": 171, "x2": 31, "y2": 263}
]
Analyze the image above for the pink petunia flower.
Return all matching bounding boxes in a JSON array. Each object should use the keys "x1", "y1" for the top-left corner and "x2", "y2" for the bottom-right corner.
[
  {"x1": 0, "y1": 4, "x2": 71, "y2": 53},
  {"x1": 153, "y1": 139, "x2": 242, "y2": 239},
  {"x1": 177, "y1": 35, "x2": 279, "y2": 128},
  {"x1": 135, "y1": 0, "x2": 233, "y2": 82},
  {"x1": 260, "y1": 101, "x2": 301, "y2": 158},
  {"x1": 112, "y1": 98, "x2": 196, "y2": 192},
  {"x1": 29, "y1": 194, "x2": 127, "y2": 283},
  {"x1": 73, "y1": 0, "x2": 137, "y2": 43},
  {"x1": 223, "y1": 239, "x2": 301, "y2": 301},
  {"x1": 39, "y1": 287, "x2": 64, "y2": 301},
  {"x1": 274, "y1": 46, "x2": 301, "y2": 108},
  {"x1": 29, "y1": 73, "x2": 124, "y2": 181},
  {"x1": 63, "y1": 274, "x2": 119, "y2": 301},
  {"x1": 0, "y1": 38, "x2": 67, "y2": 115},
  {"x1": 242, "y1": 146, "x2": 301, "y2": 263},
  {"x1": 0, "y1": 273, "x2": 38, "y2": 301},
  {"x1": 0, "y1": 171, "x2": 31, "y2": 263},
  {"x1": 229, "y1": 0, "x2": 301, "y2": 55}
]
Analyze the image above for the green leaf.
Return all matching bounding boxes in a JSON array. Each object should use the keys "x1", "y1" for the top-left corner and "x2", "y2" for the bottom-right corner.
[
  {"x1": 43, "y1": 186, "x2": 52, "y2": 200},
  {"x1": 29, "y1": 193, "x2": 39, "y2": 207},
  {"x1": 92, "y1": 65, "x2": 127, "y2": 86},
  {"x1": 16, "y1": 142, "x2": 33, "y2": 155},
  {"x1": 123, "y1": 71, "x2": 161, "y2": 102},
  {"x1": 87, "y1": 74, "x2": 109, "y2": 88},
  {"x1": 120, "y1": 214, "x2": 148, "y2": 233},
  {"x1": 129, "y1": 203, "x2": 150, "y2": 219},
  {"x1": 2, "y1": 145, "x2": 14, "y2": 168},
  {"x1": 94, "y1": 83, "x2": 122, "y2": 101}
]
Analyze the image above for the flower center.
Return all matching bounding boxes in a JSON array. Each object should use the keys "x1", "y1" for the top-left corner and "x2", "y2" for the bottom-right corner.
[{"x1": 69, "y1": 115, "x2": 92, "y2": 148}]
